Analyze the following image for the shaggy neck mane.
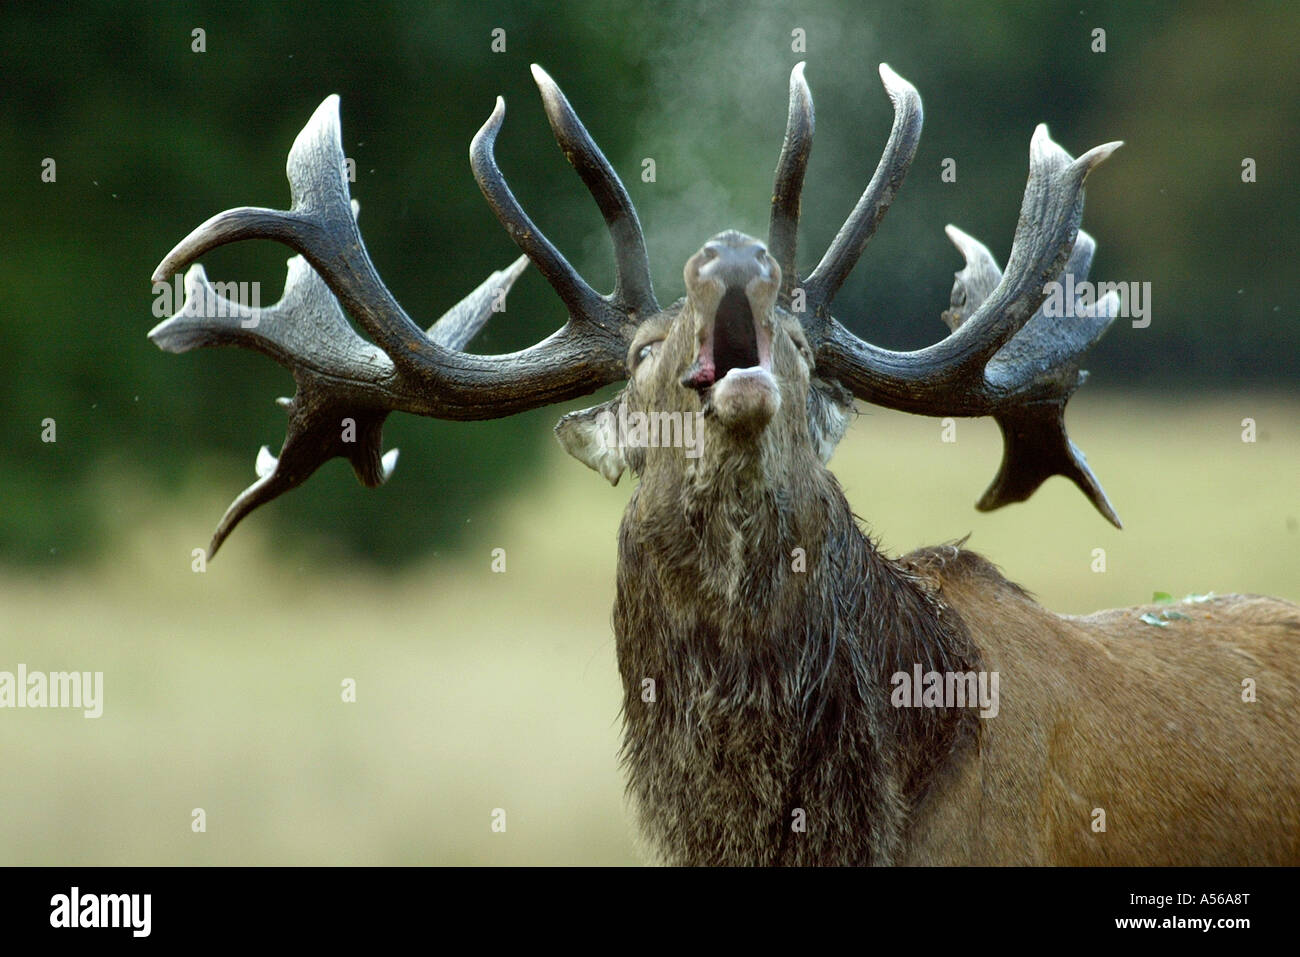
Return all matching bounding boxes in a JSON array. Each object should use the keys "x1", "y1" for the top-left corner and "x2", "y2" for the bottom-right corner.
[{"x1": 614, "y1": 452, "x2": 982, "y2": 864}]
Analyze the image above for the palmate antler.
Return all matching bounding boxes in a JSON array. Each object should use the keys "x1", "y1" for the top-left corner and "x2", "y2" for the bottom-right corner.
[
  {"x1": 151, "y1": 71, "x2": 643, "y2": 554},
  {"x1": 769, "y1": 64, "x2": 1123, "y2": 525},
  {"x1": 151, "y1": 62, "x2": 1123, "y2": 556}
]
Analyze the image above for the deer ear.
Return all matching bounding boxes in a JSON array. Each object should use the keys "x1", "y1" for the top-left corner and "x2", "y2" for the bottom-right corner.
[
  {"x1": 807, "y1": 378, "x2": 854, "y2": 463},
  {"x1": 555, "y1": 397, "x2": 628, "y2": 485}
]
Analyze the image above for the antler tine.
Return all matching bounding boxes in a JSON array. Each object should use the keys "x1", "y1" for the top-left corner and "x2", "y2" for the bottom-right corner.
[
  {"x1": 817, "y1": 126, "x2": 1121, "y2": 412},
  {"x1": 939, "y1": 225, "x2": 1002, "y2": 333},
  {"x1": 426, "y1": 255, "x2": 529, "y2": 349},
  {"x1": 768, "y1": 61, "x2": 814, "y2": 301},
  {"x1": 530, "y1": 64, "x2": 659, "y2": 318},
  {"x1": 964, "y1": 226, "x2": 1124, "y2": 527},
  {"x1": 471, "y1": 95, "x2": 624, "y2": 326},
  {"x1": 802, "y1": 63, "x2": 922, "y2": 318},
  {"x1": 151, "y1": 253, "x2": 407, "y2": 556},
  {"x1": 154, "y1": 97, "x2": 427, "y2": 370},
  {"x1": 977, "y1": 400, "x2": 1122, "y2": 528}
]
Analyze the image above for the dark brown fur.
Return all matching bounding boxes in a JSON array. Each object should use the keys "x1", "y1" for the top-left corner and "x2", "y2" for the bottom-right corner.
[{"x1": 614, "y1": 458, "x2": 981, "y2": 864}]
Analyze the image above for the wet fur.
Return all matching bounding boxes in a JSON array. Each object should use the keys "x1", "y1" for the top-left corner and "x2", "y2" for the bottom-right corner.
[{"x1": 613, "y1": 403, "x2": 981, "y2": 865}]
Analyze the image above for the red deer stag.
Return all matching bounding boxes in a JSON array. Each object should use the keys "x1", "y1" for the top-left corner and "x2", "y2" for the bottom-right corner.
[{"x1": 150, "y1": 64, "x2": 1300, "y2": 865}]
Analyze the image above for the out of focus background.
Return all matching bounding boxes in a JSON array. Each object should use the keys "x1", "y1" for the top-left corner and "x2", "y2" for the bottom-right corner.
[{"x1": 1, "y1": 0, "x2": 1296, "y2": 864}]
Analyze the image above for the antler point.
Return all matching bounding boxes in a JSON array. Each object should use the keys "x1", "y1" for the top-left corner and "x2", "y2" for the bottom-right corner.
[
  {"x1": 877, "y1": 63, "x2": 917, "y2": 99},
  {"x1": 1074, "y1": 140, "x2": 1124, "y2": 173},
  {"x1": 303, "y1": 95, "x2": 343, "y2": 142},
  {"x1": 255, "y1": 445, "x2": 278, "y2": 479}
]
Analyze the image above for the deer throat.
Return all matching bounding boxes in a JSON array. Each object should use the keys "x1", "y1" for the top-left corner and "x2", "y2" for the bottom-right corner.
[{"x1": 612, "y1": 481, "x2": 985, "y2": 864}]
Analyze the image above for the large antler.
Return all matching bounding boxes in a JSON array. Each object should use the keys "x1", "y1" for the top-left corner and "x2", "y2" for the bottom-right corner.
[
  {"x1": 151, "y1": 69, "x2": 649, "y2": 555},
  {"x1": 769, "y1": 63, "x2": 1124, "y2": 527}
]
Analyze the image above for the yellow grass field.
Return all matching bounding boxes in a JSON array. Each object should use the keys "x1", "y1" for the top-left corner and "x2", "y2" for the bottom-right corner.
[{"x1": 0, "y1": 394, "x2": 1296, "y2": 864}]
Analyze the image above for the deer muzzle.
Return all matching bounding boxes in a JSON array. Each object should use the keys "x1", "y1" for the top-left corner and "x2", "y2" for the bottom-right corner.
[{"x1": 681, "y1": 232, "x2": 781, "y2": 431}]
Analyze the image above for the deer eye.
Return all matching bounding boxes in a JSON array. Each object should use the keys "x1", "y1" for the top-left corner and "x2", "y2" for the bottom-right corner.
[{"x1": 634, "y1": 341, "x2": 661, "y2": 367}]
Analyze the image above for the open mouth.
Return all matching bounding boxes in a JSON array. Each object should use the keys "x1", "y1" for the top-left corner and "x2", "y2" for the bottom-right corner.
[
  {"x1": 713, "y1": 288, "x2": 760, "y2": 378},
  {"x1": 682, "y1": 286, "x2": 768, "y2": 393}
]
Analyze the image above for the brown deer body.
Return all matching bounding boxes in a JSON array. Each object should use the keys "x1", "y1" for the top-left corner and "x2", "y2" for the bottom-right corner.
[
  {"x1": 906, "y1": 577, "x2": 1299, "y2": 865},
  {"x1": 618, "y1": 489, "x2": 1300, "y2": 865},
  {"x1": 150, "y1": 64, "x2": 1300, "y2": 865}
]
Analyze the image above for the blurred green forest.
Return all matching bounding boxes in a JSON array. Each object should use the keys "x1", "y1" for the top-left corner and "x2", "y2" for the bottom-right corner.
[{"x1": 3, "y1": 0, "x2": 1297, "y2": 565}]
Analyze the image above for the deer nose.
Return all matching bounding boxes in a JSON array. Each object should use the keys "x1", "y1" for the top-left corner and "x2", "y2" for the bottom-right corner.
[{"x1": 698, "y1": 234, "x2": 772, "y2": 289}]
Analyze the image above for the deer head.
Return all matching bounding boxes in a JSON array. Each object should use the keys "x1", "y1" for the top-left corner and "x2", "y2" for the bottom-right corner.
[
  {"x1": 553, "y1": 226, "x2": 841, "y2": 497},
  {"x1": 150, "y1": 62, "x2": 1123, "y2": 556}
]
